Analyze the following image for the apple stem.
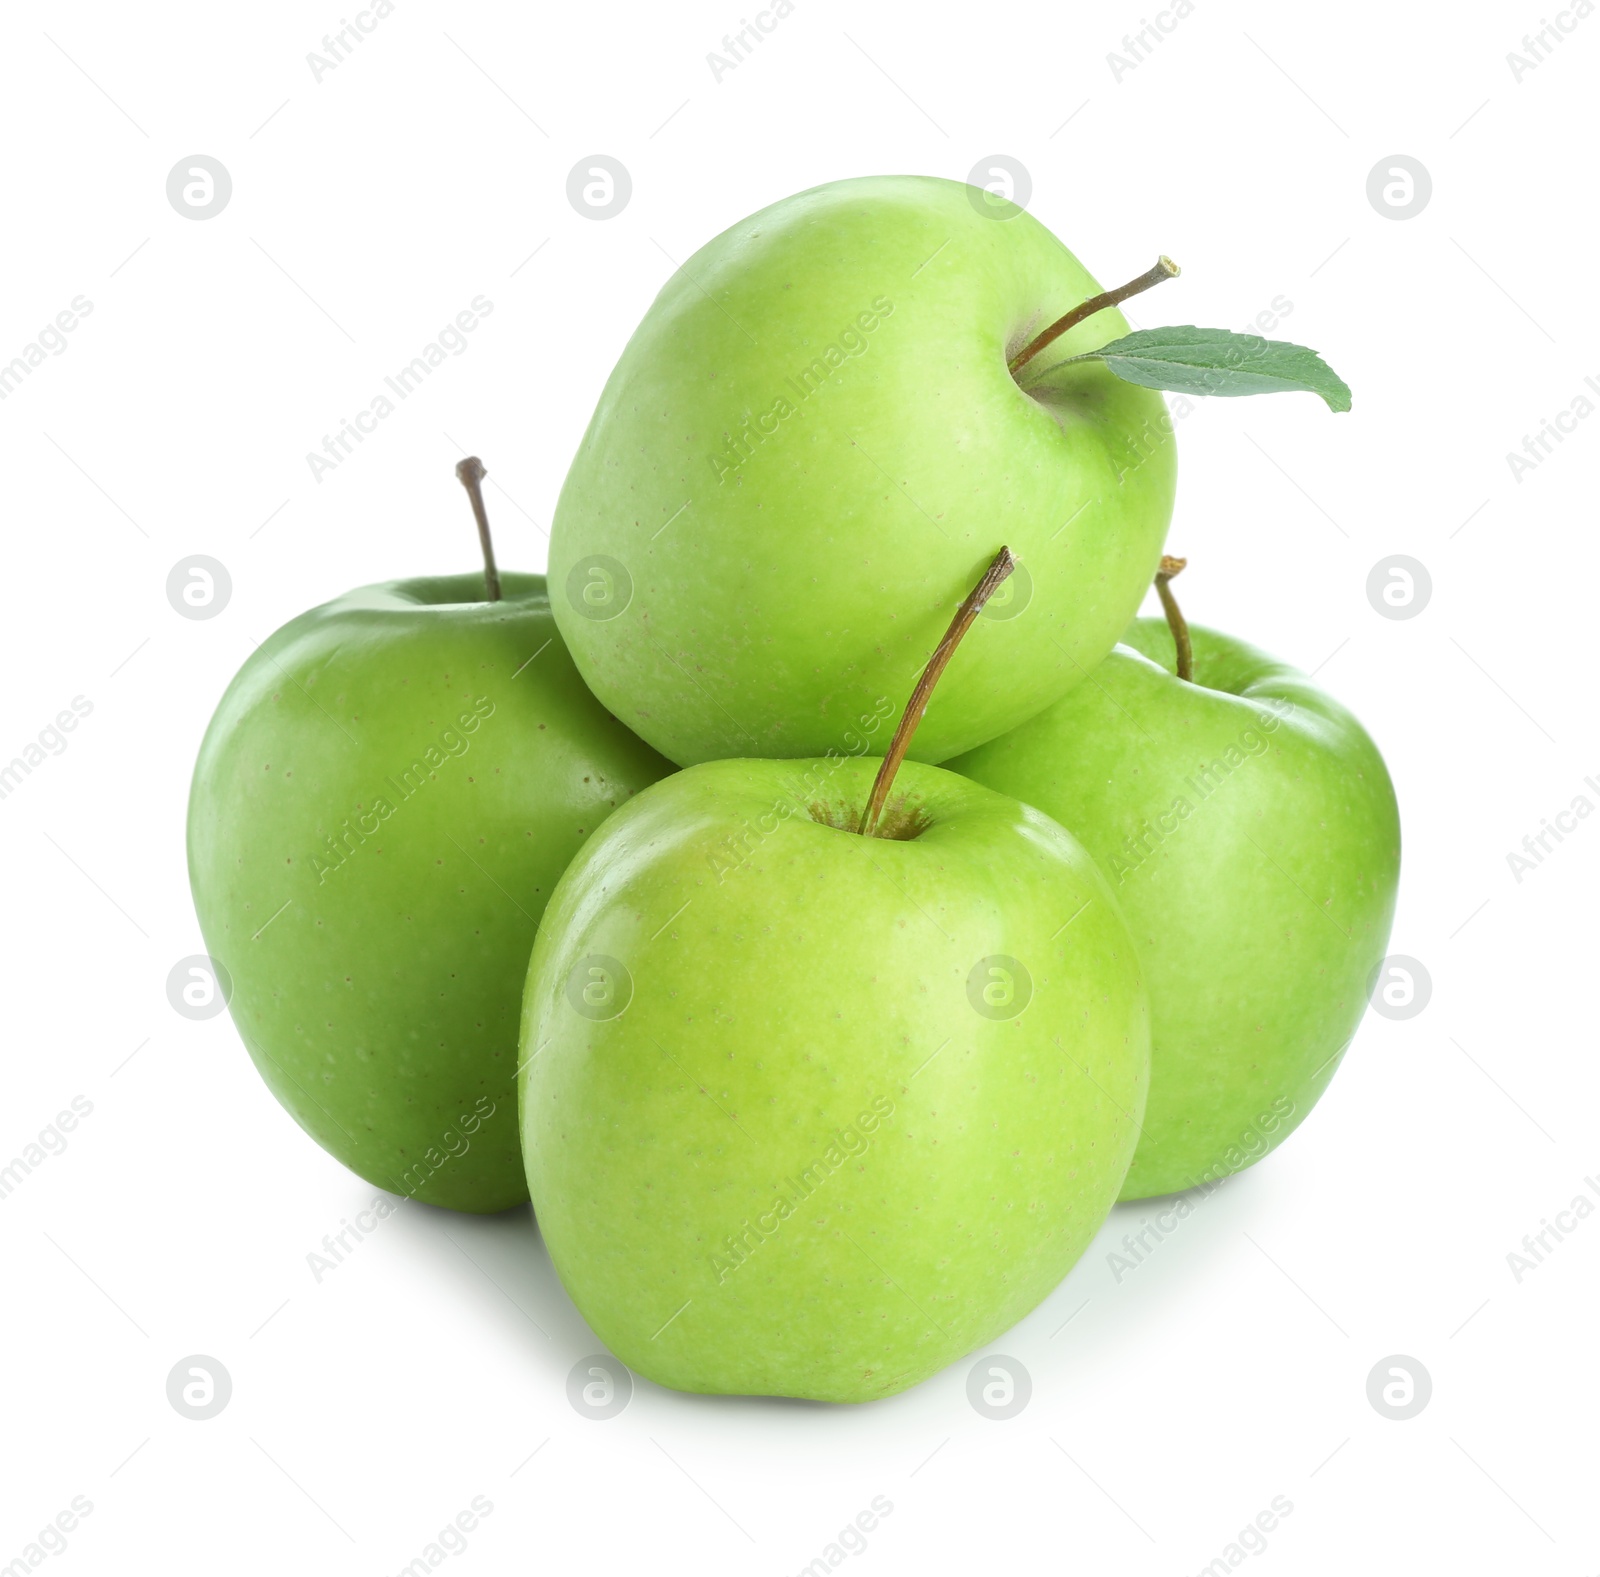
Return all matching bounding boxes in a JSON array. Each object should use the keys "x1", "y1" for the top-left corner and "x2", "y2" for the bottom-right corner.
[
  {"x1": 857, "y1": 547, "x2": 1017, "y2": 838},
  {"x1": 1009, "y1": 256, "x2": 1180, "y2": 377},
  {"x1": 1154, "y1": 554, "x2": 1193, "y2": 682},
  {"x1": 455, "y1": 456, "x2": 502, "y2": 602}
]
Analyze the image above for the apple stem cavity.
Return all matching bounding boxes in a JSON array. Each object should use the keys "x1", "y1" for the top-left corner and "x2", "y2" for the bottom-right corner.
[
  {"x1": 1154, "y1": 554, "x2": 1193, "y2": 682},
  {"x1": 455, "y1": 456, "x2": 502, "y2": 603},
  {"x1": 1009, "y1": 256, "x2": 1180, "y2": 377},
  {"x1": 857, "y1": 547, "x2": 1017, "y2": 838}
]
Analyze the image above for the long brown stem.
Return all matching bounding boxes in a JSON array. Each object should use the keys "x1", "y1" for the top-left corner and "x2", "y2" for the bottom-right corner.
[
  {"x1": 858, "y1": 547, "x2": 1016, "y2": 838},
  {"x1": 1009, "y1": 256, "x2": 1180, "y2": 377},
  {"x1": 1154, "y1": 554, "x2": 1192, "y2": 682},
  {"x1": 455, "y1": 456, "x2": 502, "y2": 602}
]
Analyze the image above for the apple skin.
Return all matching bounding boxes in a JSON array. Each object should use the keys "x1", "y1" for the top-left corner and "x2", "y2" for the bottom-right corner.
[
  {"x1": 549, "y1": 173, "x2": 1177, "y2": 768},
  {"x1": 519, "y1": 755, "x2": 1149, "y2": 1401},
  {"x1": 187, "y1": 573, "x2": 672, "y2": 1212},
  {"x1": 948, "y1": 619, "x2": 1400, "y2": 1200}
]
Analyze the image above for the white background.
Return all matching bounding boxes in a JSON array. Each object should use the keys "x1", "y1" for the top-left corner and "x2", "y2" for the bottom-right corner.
[{"x1": 1, "y1": 0, "x2": 1595, "y2": 1572}]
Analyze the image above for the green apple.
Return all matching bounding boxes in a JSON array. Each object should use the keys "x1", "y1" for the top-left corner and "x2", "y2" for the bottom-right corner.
[
  {"x1": 948, "y1": 613, "x2": 1400, "y2": 1200},
  {"x1": 548, "y1": 173, "x2": 1179, "y2": 766},
  {"x1": 518, "y1": 753, "x2": 1149, "y2": 1401},
  {"x1": 187, "y1": 571, "x2": 672, "y2": 1212}
]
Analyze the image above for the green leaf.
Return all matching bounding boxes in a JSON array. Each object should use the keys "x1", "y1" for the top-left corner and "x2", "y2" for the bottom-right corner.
[{"x1": 1063, "y1": 326, "x2": 1351, "y2": 412}]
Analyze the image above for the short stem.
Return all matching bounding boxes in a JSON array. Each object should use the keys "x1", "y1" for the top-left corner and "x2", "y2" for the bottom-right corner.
[
  {"x1": 1154, "y1": 554, "x2": 1192, "y2": 682},
  {"x1": 1009, "y1": 255, "x2": 1180, "y2": 377},
  {"x1": 857, "y1": 547, "x2": 1016, "y2": 838},
  {"x1": 455, "y1": 456, "x2": 502, "y2": 602}
]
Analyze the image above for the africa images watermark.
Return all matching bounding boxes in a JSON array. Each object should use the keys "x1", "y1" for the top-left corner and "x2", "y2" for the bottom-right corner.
[
  {"x1": 0, "y1": 1096, "x2": 94, "y2": 1204},
  {"x1": 390, "y1": 1496, "x2": 495, "y2": 1577},
  {"x1": 311, "y1": 696, "x2": 495, "y2": 882},
  {"x1": 306, "y1": 1095, "x2": 498, "y2": 1282},
  {"x1": 393, "y1": 1096, "x2": 500, "y2": 1204},
  {"x1": 1506, "y1": 2, "x2": 1594, "y2": 81},
  {"x1": 1105, "y1": 0, "x2": 1199, "y2": 82},
  {"x1": 306, "y1": 1195, "x2": 403, "y2": 1283},
  {"x1": 305, "y1": 294, "x2": 495, "y2": 482},
  {"x1": 1106, "y1": 1096, "x2": 1296, "y2": 1283},
  {"x1": 1189, "y1": 1496, "x2": 1295, "y2": 1577},
  {"x1": 790, "y1": 1497, "x2": 895, "y2": 1577},
  {"x1": 1504, "y1": 371, "x2": 1600, "y2": 483},
  {"x1": 707, "y1": 296, "x2": 894, "y2": 484},
  {"x1": 1104, "y1": 699, "x2": 1295, "y2": 885},
  {"x1": 306, "y1": 0, "x2": 399, "y2": 82},
  {"x1": 1504, "y1": 770, "x2": 1600, "y2": 883},
  {"x1": 703, "y1": 697, "x2": 895, "y2": 882},
  {"x1": 0, "y1": 696, "x2": 94, "y2": 804},
  {"x1": 710, "y1": 1096, "x2": 896, "y2": 1284},
  {"x1": 3, "y1": 1496, "x2": 95, "y2": 1574},
  {"x1": 1063, "y1": 301, "x2": 1294, "y2": 491},
  {"x1": 1505, "y1": 1173, "x2": 1600, "y2": 1283},
  {"x1": 0, "y1": 296, "x2": 94, "y2": 404},
  {"x1": 706, "y1": 0, "x2": 798, "y2": 81}
]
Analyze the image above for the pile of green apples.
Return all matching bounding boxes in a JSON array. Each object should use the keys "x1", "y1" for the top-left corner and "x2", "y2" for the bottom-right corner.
[{"x1": 189, "y1": 176, "x2": 1398, "y2": 1404}]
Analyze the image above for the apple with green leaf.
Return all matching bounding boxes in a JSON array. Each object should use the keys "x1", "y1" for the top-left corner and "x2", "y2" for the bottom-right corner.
[
  {"x1": 949, "y1": 559, "x2": 1399, "y2": 1199},
  {"x1": 519, "y1": 551, "x2": 1150, "y2": 1400},
  {"x1": 549, "y1": 173, "x2": 1349, "y2": 766},
  {"x1": 186, "y1": 461, "x2": 672, "y2": 1211}
]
